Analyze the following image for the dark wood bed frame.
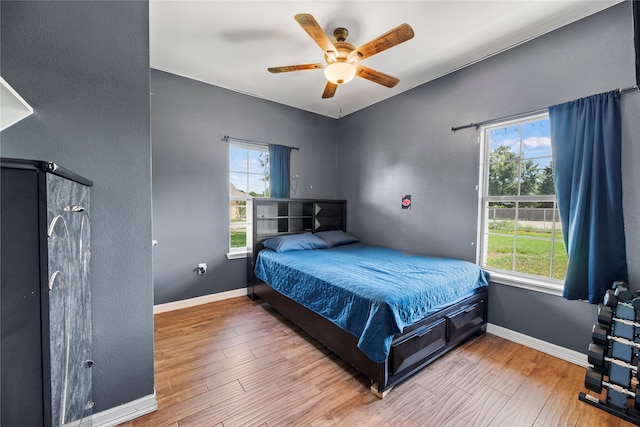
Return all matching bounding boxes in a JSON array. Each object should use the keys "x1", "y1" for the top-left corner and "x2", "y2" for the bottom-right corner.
[{"x1": 247, "y1": 198, "x2": 488, "y2": 397}]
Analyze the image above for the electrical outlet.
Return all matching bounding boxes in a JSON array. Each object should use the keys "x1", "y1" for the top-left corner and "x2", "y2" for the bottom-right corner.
[{"x1": 197, "y1": 263, "x2": 207, "y2": 275}]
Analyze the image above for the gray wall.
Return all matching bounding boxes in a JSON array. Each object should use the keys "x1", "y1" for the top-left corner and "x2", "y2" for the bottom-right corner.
[
  {"x1": 151, "y1": 70, "x2": 338, "y2": 304},
  {"x1": 336, "y1": 2, "x2": 640, "y2": 353},
  {"x1": 1, "y1": 1, "x2": 154, "y2": 413}
]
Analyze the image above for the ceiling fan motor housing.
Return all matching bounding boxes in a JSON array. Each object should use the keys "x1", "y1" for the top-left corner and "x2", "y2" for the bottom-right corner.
[{"x1": 333, "y1": 27, "x2": 349, "y2": 42}]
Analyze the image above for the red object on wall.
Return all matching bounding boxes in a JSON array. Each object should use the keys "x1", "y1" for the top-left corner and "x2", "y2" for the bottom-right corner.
[{"x1": 402, "y1": 195, "x2": 411, "y2": 209}]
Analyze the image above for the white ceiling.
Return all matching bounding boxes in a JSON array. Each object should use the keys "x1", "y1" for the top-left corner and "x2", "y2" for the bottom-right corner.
[{"x1": 150, "y1": 0, "x2": 622, "y2": 119}]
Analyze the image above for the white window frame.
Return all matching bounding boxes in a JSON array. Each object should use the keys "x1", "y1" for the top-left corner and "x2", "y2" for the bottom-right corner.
[
  {"x1": 227, "y1": 142, "x2": 269, "y2": 259},
  {"x1": 476, "y1": 111, "x2": 565, "y2": 297}
]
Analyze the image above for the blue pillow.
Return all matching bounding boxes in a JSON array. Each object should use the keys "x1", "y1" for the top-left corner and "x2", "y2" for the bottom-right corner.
[
  {"x1": 314, "y1": 230, "x2": 359, "y2": 248},
  {"x1": 262, "y1": 232, "x2": 329, "y2": 252}
]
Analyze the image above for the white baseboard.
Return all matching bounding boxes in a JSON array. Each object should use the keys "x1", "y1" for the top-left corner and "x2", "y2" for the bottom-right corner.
[
  {"x1": 487, "y1": 323, "x2": 588, "y2": 367},
  {"x1": 88, "y1": 392, "x2": 157, "y2": 427},
  {"x1": 153, "y1": 288, "x2": 248, "y2": 314}
]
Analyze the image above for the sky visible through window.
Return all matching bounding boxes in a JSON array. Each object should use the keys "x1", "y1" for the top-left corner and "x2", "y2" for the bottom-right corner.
[
  {"x1": 230, "y1": 145, "x2": 268, "y2": 196},
  {"x1": 489, "y1": 118, "x2": 552, "y2": 174}
]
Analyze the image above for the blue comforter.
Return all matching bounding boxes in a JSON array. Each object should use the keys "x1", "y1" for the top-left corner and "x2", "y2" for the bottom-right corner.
[{"x1": 254, "y1": 243, "x2": 489, "y2": 362}]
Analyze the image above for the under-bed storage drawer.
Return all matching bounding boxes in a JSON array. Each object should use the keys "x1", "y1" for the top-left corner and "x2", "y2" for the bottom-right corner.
[
  {"x1": 390, "y1": 318, "x2": 446, "y2": 375},
  {"x1": 446, "y1": 300, "x2": 485, "y2": 341}
]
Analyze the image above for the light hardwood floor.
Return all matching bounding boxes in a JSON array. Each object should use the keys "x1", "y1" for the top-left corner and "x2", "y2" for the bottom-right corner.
[{"x1": 120, "y1": 296, "x2": 634, "y2": 427}]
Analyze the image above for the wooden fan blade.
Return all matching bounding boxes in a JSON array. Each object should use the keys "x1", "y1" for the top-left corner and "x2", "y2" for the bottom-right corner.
[
  {"x1": 351, "y1": 23, "x2": 414, "y2": 61},
  {"x1": 322, "y1": 82, "x2": 338, "y2": 99},
  {"x1": 356, "y1": 66, "x2": 400, "y2": 88},
  {"x1": 294, "y1": 14, "x2": 337, "y2": 56},
  {"x1": 268, "y1": 64, "x2": 325, "y2": 73}
]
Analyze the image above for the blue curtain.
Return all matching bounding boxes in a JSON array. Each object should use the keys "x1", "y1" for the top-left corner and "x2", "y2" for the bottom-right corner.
[
  {"x1": 549, "y1": 91, "x2": 627, "y2": 303},
  {"x1": 269, "y1": 144, "x2": 291, "y2": 198}
]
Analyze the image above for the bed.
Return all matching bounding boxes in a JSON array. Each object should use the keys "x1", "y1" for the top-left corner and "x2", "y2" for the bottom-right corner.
[{"x1": 247, "y1": 198, "x2": 489, "y2": 397}]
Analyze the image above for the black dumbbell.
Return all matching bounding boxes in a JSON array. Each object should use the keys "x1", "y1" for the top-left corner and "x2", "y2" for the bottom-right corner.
[
  {"x1": 612, "y1": 281, "x2": 633, "y2": 295},
  {"x1": 585, "y1": 367, "x2": 640, "y2": 409},
  {"x1": 598, "y1": 305, "x2": 640, "y2": 340},
  {"x1": 604, "y1": 285, "x2": 640, "y2": 310},
  {"x1": 608, "y1": 300, "x2": 637, "y2": 324},
  {"x1": 588, "y1": 343, "x2": 640, "y2": 379},
  {"x1": 598, "y1": 304, "x2": 640, "y2": 327},
  {"x1": 604, "y1": 290, "x2": 618, "y2": 307},
  {"x1": 592, "y1": 324, "x2": 639, "y2": 363},
  {"x1": 592, "y1": 324, "x2": 640, "y2": 348},
  {"x1": 604, "y1": 294, "x2": 640, "y2": 312}
]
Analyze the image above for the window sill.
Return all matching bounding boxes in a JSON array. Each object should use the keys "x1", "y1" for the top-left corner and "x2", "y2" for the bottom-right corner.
[
  {"x1": 226, "y1": 251, "x2": 248, "y2": 260},
  {"x1": 487, "y1": 270, "x2": 564, "y2": 297}
]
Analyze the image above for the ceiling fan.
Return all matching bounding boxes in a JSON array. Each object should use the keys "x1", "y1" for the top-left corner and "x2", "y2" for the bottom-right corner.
[{"x1": 268, "y1": 13, "x2": 414, "y2": 99}]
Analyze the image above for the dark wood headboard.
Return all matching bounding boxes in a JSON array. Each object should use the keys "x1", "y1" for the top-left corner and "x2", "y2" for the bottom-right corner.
[{"x1": 246, "y1": 198, "x2": 346, "y2": 299}]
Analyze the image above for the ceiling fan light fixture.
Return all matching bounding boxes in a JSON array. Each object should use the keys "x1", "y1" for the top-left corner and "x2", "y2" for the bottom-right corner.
[{"x1": 324, "y1": 62, "x2": 356, "y2": 85}]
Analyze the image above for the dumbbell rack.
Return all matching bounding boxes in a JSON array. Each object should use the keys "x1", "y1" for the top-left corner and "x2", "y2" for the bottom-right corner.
[{"x1": 579, "y1": 284, "x2": 640, "y2": 425}]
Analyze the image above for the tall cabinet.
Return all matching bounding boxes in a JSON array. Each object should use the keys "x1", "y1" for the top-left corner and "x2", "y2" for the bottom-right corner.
[{"x1": 1, "y1": 158, "x2": 93, "y2": 427}]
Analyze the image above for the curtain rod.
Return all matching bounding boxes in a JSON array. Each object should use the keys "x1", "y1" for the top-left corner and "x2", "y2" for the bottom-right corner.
[
  {"x1": 451, "y1": 84, "x2": 640, "y2": 132},
  {"x1": 222, "y1": 135, "x2": 299, "y2": 151}
]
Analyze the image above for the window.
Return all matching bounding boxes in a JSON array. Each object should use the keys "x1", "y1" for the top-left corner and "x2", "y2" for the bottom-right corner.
[
  {"x1": 228, "y1": 142, "x2": 269, "y2": 257},
  {"x1": 478, "y1": 113, "x2": 567, "y2": 293}
]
